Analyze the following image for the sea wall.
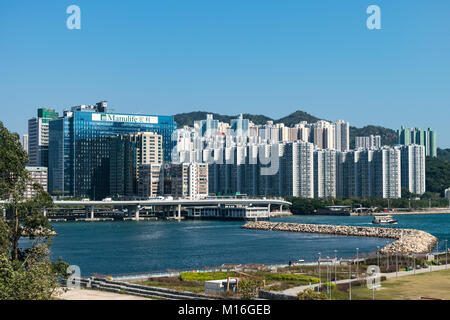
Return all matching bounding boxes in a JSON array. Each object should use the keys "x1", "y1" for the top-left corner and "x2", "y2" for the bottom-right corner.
[{"x1": 241, "y1": 221, "x2": 438, "y2": 254}]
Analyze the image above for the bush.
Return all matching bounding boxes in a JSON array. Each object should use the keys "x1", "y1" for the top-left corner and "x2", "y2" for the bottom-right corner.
[
  {"x1": 265, "y1": 273, "x2": 320, "y2": 283},
  {"x1": 239, "y1": 278, "x2": 264, "y2": 299},
  {"x1": 297, "y1": 289, "x2": 328, "y2": 300},
  {"x1": 179, "y1": 271, "x2": 236, "y2": 282},
  {"x1": 320, "y1": 282, "x2": 336, "y2": 289}
]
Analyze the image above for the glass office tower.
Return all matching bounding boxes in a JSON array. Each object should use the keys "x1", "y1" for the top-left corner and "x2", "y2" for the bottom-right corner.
[{"x1": 48, "y1": 105, "x2": 176, "y2": 198}]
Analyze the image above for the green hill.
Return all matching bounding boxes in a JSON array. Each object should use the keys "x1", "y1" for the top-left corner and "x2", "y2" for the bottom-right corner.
[
  {"x1": 274, "y1": 110, "x2": 321, "y2": 126},
  {"x1": 349, "y1": 125, "x2": 398, "y2": 148},
  {"x1": 426, "y1": 156, "x2": 450, "y2": 196},
  {"x1": 437, "y1": 148, "x2": 450, "y2": 162},
  {"x1": 174, "y1": 111, "x2": 272, "y2": 127}
]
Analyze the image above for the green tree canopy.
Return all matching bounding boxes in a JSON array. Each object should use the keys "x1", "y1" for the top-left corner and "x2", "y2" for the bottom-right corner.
[{"x1": 0, "y1": 121, "x2": 67, "y2": 300}]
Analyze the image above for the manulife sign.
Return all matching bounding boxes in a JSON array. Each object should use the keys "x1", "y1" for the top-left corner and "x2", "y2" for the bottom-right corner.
[{"x1": 92, "y1": 113, "x2": 158, "y2": 124}]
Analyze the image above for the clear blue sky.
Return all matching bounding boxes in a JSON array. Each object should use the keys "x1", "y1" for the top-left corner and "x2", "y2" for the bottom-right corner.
[{"x1": 1, "y1": 0, "x2": 449, "y2": 147}]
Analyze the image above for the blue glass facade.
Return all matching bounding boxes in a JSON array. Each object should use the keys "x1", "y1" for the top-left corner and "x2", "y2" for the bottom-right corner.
[{"x1": 48, "y1": 110, "x2": 176, "y2": 198}]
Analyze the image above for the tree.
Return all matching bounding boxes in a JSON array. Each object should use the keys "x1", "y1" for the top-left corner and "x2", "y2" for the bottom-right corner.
[
  {"x1": 239, "y1": 278, "x2": 264, "y2": 299},
  {"x1": 297, "y1": 288, "x2": 329, "y2": 300},
  {"x1": 426, "y1": 156, "x2": 450, "y2": 196},
  {"x1": 0, "y1": 121, "x2": 66, "y2": 299}
]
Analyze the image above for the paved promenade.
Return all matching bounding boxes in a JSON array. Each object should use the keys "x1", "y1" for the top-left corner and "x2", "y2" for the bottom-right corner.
[{"x1": 58, "y1": 288, "x2": 152, "y2": 300}]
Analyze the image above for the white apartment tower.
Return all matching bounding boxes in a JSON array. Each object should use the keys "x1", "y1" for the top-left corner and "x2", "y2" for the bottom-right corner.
[
  {"x1": 373, "y1": 147, "x2": 401, "y2": 198},
  {"x1": 334, "y1": 120, "x2": 350, "y2": 152},
  {"x1": 282, "y1": 142, "x2": 314, "y2": 198},
  {"x1": 313, "y1": 149, "x2": 337, "y2": 198},
  {"x1": 401, "y1": 145, "x2": 426, "y2": 195}
]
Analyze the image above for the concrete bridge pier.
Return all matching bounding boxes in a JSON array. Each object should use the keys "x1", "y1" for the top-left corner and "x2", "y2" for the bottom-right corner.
[
  {"x1": 2, "y1": 208, "x2": 6, "y2": 220},
  {"x1": 177, "y1": 204, "x2": 181, "y2": 220},
  {"x1": 127, "y1": 205, "x2": 141, "y2": 220},
  {"x1": 85, "y1": 206, "x2": 94, "y2": 220},
  {"x1": 135, "y1": 205, "x2": 140, "y2": 220},
  {"x1": 43, "y1": 207, "x2": 47, "y2": 217}
]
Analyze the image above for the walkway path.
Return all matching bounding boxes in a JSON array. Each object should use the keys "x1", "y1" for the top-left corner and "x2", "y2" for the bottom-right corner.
[
  {"x1": 281, "y1": 263, "x2": 450, "y2": 297},
  {"x1": 58, "y1": 288, "x2": 152, "y2": 300}
]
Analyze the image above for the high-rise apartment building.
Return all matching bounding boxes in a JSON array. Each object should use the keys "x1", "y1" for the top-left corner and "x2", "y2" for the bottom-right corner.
[
  {"x1": 195, "y1": 114, "x2": 219, "y2": 138},
  {"x1": 313, "y1": 149, "x2": 337, "y2": 198},
  {"x1": 334, "y1": 120, "x2": 350, "y2": 152},
  {"x1": 355, "y1": 135, "x2": 381, "y2": 149},
  {"x1": 400, "y1": 145, "x2": 426, "y2": 195},
  {"x1": 24, "y1": 166, "x2": 48, "y2": 199},
  {"x1": 372, "y1": 146, "x2": 401, "y2": 199},
  {"x1": 230, "y1": 114, "x2": 249, "y2": 137},
  {"x1": 168, "y1": 163, "x2": 209, "y2": 199},
  {"x1": 281, "y1": 142, "x2": 314, "y2": 198},
  {"x1": 311, "y1": 120, "x2": 335, "y2": 150},
  {"x1": 22, "y1": 134, "x2": 29, "y2": 155},
  {"x1": 28, "y1": 108, "x2": 59, "y2": 167},
  {"x1": 397, "y1": 126, "x2": 437, "y2": 157},
  {"x1": 137, "y1": 164, "x2": 164, "y2": 198},
  {"x1": 109, "y1": 132, "x2": 163, "y2": 198},
  {"x1": 337, "y1": 147, "x2": 403, "y2": 199}
]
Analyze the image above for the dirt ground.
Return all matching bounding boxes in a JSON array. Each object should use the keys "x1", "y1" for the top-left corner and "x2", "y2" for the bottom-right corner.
[{"x1": 57, "y1": 288, "x2": 152, "y2": 300}]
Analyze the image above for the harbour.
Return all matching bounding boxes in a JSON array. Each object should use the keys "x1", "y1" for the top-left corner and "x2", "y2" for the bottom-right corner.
[{"x1": 46, "y1": 214, "x2": 450, "y2": 277}]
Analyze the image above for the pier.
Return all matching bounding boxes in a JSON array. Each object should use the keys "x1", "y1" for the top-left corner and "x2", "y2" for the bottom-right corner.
[{"x1": 242, "y1": 221, "x2": 439, "y2": 254}]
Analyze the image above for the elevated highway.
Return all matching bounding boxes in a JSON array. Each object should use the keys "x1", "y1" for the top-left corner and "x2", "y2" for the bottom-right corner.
[{"x1": 1, "y1": 198, "x2": 291, "y2": 220}]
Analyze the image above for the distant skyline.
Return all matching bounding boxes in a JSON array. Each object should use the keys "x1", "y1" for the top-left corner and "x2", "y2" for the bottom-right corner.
[{"x1": 1, "y1": 0, "x2": 449, "y2": 147}]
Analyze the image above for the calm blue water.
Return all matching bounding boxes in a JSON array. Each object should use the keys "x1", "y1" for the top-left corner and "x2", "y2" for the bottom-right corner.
[{"x1": 48, "y1": 214, "x2": 450, "y2": 276}]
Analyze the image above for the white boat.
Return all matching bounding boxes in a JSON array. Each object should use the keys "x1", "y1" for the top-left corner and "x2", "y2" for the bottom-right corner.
[{"x1": 372, "y1": 215, "x2": 398, "y2": 225}]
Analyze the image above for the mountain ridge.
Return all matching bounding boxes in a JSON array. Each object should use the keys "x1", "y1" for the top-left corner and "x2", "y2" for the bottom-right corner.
[{"x1": 174, "y1": 110, "x2": 398, "y2": 147}]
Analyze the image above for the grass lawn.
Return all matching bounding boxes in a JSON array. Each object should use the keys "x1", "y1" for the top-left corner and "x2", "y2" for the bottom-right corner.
[{"x1": 347, "y1": 269, "x2": 450, "y2": 300}]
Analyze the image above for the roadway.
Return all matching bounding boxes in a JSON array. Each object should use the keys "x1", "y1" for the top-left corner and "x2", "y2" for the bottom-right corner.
[{"x1": 51, "y1": 198, "x2": 291, "y2": 207}]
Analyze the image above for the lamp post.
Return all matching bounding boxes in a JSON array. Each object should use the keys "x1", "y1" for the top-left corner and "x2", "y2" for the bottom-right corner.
[
  {"x1": 334, "y1": 250, "x2": 337, "y2": 285},
  {"x1": 396, "y1": 252, "x2": 398, "y2": 277},
  {"x1": 318, "y1": 252, "x2": 321, "y2": 290},
  {"x1": 377, "y1": 246, "x2": 380, "y2": 268},
  {"x1": 445, "y1": 240, "x2": 448, "y2": 269},
  {"x1": 356, "y1": 248, "x2": 359, "y2": 277},
  {"x1": 436, "y1": 241, "x2": 439, "y2": 266},
  {"x1": 348, "y1": 262, "x2": 352, "y2": 301},
  {"x1": 386, "y1": 240, "x2": 390, "y2": 271},
  {"x1": 326, "y1": 263, "x2": 330, "y2": 296}
]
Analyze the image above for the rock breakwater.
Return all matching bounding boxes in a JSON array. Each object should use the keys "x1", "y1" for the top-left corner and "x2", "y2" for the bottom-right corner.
[{"x1": 242, "y1": 221, "x2": 438, "y2": 254}]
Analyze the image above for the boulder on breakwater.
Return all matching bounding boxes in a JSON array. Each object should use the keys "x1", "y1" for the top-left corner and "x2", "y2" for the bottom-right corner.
[{"x1": 241, "y1": 221, "x2": 438, "y2": 254}]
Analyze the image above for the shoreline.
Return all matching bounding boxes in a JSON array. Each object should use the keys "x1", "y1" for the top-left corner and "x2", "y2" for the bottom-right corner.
[{"x1": 381, "y1": 210, "x2": 450, "y2": 216}]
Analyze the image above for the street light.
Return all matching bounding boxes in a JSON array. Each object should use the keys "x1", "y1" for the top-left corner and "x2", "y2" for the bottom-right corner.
[
  {"x1": 377, "y1": 246, "x2": 380, "y2": 267},
  {"x1": 436, "y1": 241, "x2": 439, "y2": 266},
  {"x1": 356, "y1": 248, "x2": 359, "y2": 276},
  {"x1": 445, "y1": 240, "x2": 448, "y2": 269},
  {"x1": 396, "y1": 252, "x2": 398, "y2": 277},
  {"x1": 334, "y1": 250, "x2": 338, "y2": 285},
  {"x1": 385, "y1": 240, "x2": 390, "y2": 271},
  {"x1": 326, "y1": 263, "x2": 330, "y2": 297},
  {"x1": 318, "y1": 252, "x2": 321, "y2": 290},
  {"x1": 348, "y1": 262, "x2": 352, "y2": 301}
]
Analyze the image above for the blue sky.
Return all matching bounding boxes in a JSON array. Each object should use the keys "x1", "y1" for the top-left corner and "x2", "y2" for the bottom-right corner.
[{"x1": 0, "y1": 0, "x2": 449, "y2": 147}]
